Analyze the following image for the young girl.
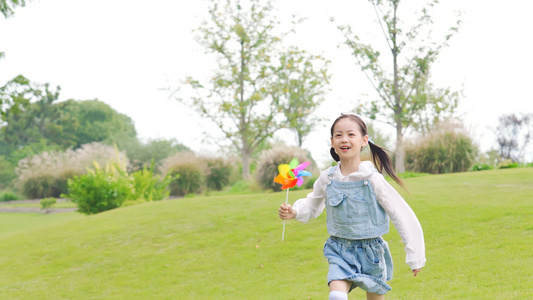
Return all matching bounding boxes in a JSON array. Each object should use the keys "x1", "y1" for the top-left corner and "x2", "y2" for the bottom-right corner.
[{"x1": 279, "y1": 114, "x2": 425, "y2": 300}]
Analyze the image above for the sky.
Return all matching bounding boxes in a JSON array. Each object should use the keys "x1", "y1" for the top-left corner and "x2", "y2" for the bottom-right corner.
[{"x1": 1, "y1": 0, "x2": 532, "y2": 167}]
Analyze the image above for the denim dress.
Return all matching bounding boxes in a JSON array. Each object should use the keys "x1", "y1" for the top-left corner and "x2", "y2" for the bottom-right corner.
[{"x1": 323, "y1": 167, "x2": 394, "y2": 294}]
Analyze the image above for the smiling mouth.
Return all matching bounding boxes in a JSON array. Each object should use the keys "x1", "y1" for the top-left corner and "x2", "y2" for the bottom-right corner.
[{"x1": 340, "y1": 146, "x2": 351, "y2": 151}]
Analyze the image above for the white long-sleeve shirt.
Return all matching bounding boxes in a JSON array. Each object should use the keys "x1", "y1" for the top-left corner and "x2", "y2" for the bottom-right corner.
[{"x1": 292, "y1": 161, "x2": 426, "y2": 270}]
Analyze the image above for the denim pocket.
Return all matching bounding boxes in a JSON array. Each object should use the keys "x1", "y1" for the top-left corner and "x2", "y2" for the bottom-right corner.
[{"x1": 361, "y1": 243, "x2": 386, "y2": 278}]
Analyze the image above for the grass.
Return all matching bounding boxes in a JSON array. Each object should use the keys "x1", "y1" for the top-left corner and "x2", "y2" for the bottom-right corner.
[{"x1": 0, "y1": 168, "x2": 532, "y2": 299}]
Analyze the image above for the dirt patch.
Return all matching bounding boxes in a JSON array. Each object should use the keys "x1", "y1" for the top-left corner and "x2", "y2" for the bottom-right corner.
[
  {"x1": 0, "y1": 207, "x2": 77, "y2": 214},
  {"x1": 0, "y1": 198, "x2": 77, "y2": 214}
]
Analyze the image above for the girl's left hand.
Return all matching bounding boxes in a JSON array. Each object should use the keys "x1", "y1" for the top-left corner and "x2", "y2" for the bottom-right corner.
[{"x1": 412, "y1": 268, "x2": 421, "y2": 277}]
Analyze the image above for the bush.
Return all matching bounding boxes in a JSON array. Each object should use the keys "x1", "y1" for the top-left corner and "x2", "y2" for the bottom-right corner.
[
  {"x1": 498, "y1": 159, "x2": 519, "y2": 169},
  {"x1": 255, "y1": 145, "x2": 316, "y2": 192},
  {"x1": 15, "y1": 142, "x2": 129, "y2": 198},
  {"x1": 130, "y1": 164, "x2": 173, "y2": 201},
  {"x1": 470, "y1": 164, "x2": 493, "y2": 171},
  {"x1": 404, "y1": 120, "x2": 478, "y2": 174},
  {"x1": 40, "y1": 197, "x2": 57, "y2": 209},
  {"x1": 160, "y1": 152, "x2": 206, "y2": 196},
  {"x1": 0, "y1": 191, "x2": 22, "y2": 202},
  {"x1": 205, "y1": 157, "x2": 233, "y2": 191},
  {"x1": 64, "y1": 162, "x2": 131, "y2": 215}
]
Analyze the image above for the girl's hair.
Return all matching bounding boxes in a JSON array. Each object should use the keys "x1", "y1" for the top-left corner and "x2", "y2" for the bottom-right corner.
[{"x1": 330, "y1": 114, "x2": 405, "y2": 189}]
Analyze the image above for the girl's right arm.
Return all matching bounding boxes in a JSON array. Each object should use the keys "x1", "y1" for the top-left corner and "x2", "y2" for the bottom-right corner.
[{"x1": 289, "y1": 169, "x2": 329, "y2": 223}]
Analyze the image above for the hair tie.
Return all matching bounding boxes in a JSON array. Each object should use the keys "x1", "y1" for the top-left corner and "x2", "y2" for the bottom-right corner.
[{"x1": 368, "y1": 136, "x2": 375, "y2": 144}]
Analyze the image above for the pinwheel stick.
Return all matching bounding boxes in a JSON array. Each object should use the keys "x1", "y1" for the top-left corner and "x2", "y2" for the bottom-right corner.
[
  {"x1": 273, "y1": 158, "x2": 312, "y2": 242},
  {"x1": 282, "y1": 188, "x2": 289, "y2": 241}
]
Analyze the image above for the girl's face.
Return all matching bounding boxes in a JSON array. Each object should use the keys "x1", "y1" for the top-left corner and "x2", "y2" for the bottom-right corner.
[{"x1": 330, "y1": 118, "x2": 368, "y2": 161}]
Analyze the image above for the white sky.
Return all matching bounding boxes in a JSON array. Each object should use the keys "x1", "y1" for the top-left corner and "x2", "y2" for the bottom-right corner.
[{"x1": 1, "y1": 0, "x2": 532, "y2": 167}]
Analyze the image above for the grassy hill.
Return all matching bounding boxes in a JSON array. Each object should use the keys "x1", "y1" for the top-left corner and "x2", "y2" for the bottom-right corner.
[{"x1": 1, "y1": 168, "x2": 532, "y2": 299}]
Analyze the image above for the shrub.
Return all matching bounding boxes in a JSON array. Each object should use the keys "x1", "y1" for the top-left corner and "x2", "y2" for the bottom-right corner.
[
  {"x1": 498, "y1": 159, "x2": 519, "y2": 169},
  {"x1": 130, "y1": 164, "x2": 173, "y2": 201},
  {"x1": 205, "y1": 157, "x2": 233, "y2": 191},
  {"x1": 404, "y1": 120, "x2": 478, "y2": 174},
  {"x1": 40, "y1": 197, "x2": 57, "y2": 209},
  {"x1": 0, "y1": 191, "x2": 22, "y2": 202},
  {"x1": 15, "y1": 142, "x2": 129, "y2": 198},
  {"x1": 160, "y1": 152, "x2": 206, "y2": 196},
  {"x1": 470, "y1": 164, "x2": 493, "y2": 171},
  {"x1": 64, "y1": 162, "x2": 131, "y2": 215},
  {"x1": 255, "y1": 145, "x2": 316, "y2": 192}
]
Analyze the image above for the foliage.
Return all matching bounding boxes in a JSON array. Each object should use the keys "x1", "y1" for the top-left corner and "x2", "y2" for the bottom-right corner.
[
  {"x1": 130, "y1": 163, "x2": 173, "y2": 202},
  {"x1": 404, "y1": 120, "x2": 478, "y2": 174},
  {"x1": 470, "y1": 163, "x2": 493, "y2": 171},
  {"x1": 0, "y1": 0, "x2": 28, "y2": 18},
  {"x1": 0, "y1": 190, "x2": 21, "y2": 201},
  {"x1": 0, "y1": 75, "x2": 31, "y2": 122},
  {"x1": 15, "y1": 142, "x2": 129, "y2": 198},
  {"x1": 0, "y1": 155, "x2": 16, "y2": 188},
  {"x1": 58, "y1": 99, "x2": 137, "y2": 149},
  {"x1": 178, "y1": 0, "x2": 330, "y2": 179},
  {"x1": 335, "y1": 0, "x2": 462, "y2": 172},
  {"x1": 255, "y1": 144, "x2": 315, "y2": 192},
  {"x1": 64, "y1": 162, "x2": 131, "y2": 215},
  {"x1": 114, "y1": 136, "x2": 190, "y2": 172},
  {"x1": 160, "y1": 152, "x2": 206, "y2": 196},
  {"x1": 205, "y1": 157, "x2": 233, "y2": 191},
  {"x1": 40, "y1": 197, "x2": 56, "y2": 209},
  {"x1": 273, "y1": 48, "x2": 330, "y2": 146},
  {"x1": 493, "y1": 113, "x2": 532, "y2": 163},
  {"x1": 497, "y1": 159, "x2": 519, "y2": 169}
]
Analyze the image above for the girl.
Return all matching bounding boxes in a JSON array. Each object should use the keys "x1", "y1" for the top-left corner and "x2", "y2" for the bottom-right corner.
[{"x1": 279, "y1": 113, "x2": 425, "y2": 300}]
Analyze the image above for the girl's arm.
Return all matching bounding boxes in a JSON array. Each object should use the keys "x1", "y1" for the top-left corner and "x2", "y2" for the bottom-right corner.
[
  {"x1": 288, "y1": 170, "x2": 329, "y2": 223},
  {"x1": 371, "y1": 172, "x2": 426, "y2": 271}
]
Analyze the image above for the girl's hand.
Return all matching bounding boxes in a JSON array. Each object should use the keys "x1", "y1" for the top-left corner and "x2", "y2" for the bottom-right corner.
[
  {"x1": 412, "y1": 268, "x2": 421, "y2": 277},
  {"x1": 278, "y1": 203, "x2": 296, "y2": 220}
]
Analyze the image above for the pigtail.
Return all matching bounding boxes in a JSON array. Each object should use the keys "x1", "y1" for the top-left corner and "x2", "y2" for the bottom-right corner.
[{"x1": 368, "y1": 141, "x2": 406, "y2": 190}]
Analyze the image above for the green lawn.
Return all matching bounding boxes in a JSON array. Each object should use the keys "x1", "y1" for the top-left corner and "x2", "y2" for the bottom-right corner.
[{"x1": 0, "y1": 168, "x2": 532, "y2": 299}]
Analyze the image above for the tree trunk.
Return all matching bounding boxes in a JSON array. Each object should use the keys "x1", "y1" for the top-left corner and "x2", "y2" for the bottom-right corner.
[
  {"x1": 241, "y1": 144, "x2": 251, "y2": 180},
  {"x1": 395, "y1": 121, "x2": 405, "y2": 173},
  {"x1": 391, "y1": 1, "x2": 405, "y2": 173}
]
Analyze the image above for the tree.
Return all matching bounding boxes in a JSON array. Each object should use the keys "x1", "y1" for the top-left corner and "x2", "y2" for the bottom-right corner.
[
  {"x1": 274, "y1": 48, "x2": 330, "y2": 146},
  {"x1": 335, "y1": 0, "x2": 461, "y2": 172},
  {"x1": 178, "y1": 0, "x2": 329, "y2": 179},
  {"x1": 1, "y1": 76, "x2": 138, "y2": 159},
  {"x1": 0, "y1": 75, "x2": 31, "y2": 124},
  {"x1": 494, "y1": 113, "x2": 532, "y2": 163}
]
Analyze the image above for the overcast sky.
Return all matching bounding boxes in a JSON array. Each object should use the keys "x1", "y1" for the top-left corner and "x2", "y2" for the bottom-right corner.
[{"x1": 1, "y1": 0, "x2": 532, "y2": 167}]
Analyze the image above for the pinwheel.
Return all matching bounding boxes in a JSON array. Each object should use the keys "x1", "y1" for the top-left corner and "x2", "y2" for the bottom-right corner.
[{"x1": 274, "y1": 158, "x2": 312, "y2": 241}]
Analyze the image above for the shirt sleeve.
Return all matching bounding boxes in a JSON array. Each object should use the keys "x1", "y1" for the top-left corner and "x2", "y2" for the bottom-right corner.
[
  {"x1": 371, "y1": 172, "x2": 426, "y2": 270},
  {"x1": 291, "y1": 169, "x2": 328, "y2": 223}
]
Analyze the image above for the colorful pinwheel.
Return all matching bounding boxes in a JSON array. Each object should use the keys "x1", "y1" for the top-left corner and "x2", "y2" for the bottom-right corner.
[
  {"x1": 274, "y1": 158, "x2": 312, "y2": 241},
  {"x1": 273, "y1": 158, "x2": 312, "y2": 190}
]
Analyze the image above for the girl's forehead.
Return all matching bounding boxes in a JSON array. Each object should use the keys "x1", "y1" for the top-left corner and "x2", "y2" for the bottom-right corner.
[{"x1": 334, "y1": 118, "x2": 362, "y2": 131}]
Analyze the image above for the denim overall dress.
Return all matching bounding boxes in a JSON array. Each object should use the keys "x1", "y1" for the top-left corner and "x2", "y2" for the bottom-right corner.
[{"x1": 323, "y1": 166, "x2": 394, "y2": 294}]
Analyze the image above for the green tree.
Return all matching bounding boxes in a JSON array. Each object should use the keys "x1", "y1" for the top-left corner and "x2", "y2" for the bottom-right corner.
[
  {"x1": 178, "y1": 0, "x2": 329, "y2": 179},
  {"x1": 1, "y1": 77, "x2": 137, "y2": 159},
  {"x1": 274, "y1": 48, "x2": 330, "y2": 146},
  {"x1": 0, "y1": 75, "x2": 31, "y2": 125},
  {"x1": 336, "y1": 0, "x2": 461, "y2": 172},
  {"x1": 57, "y1": 99, "x2": 137, "y2": 148}
]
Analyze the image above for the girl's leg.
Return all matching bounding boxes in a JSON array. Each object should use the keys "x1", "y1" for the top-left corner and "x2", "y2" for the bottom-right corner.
[
  {"x1": 366, "y1": 292, "x2": 385, "y2": 300},
  {"x1": 329, "y1": 280, "x2": 351, "y2": 300}
]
